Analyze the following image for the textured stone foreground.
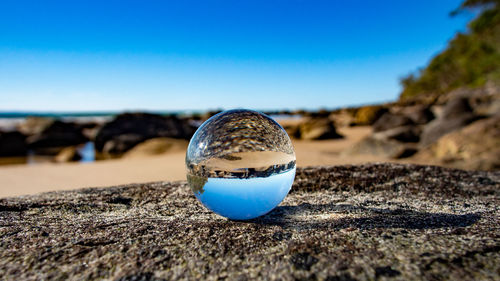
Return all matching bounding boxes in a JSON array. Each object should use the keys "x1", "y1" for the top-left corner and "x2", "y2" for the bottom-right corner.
[{"x1": 1, "y1": 164, "x2": 499, "y2": 280}]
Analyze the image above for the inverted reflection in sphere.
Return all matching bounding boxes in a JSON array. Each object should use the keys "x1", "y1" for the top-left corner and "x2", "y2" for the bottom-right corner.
[{"x1": 186, "y1": 109, "x2": 296, "y2": 220}]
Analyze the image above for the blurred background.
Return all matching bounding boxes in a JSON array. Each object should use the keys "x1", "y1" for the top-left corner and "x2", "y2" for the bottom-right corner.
[{"x1": 0, "y1": 0, "x2": 498, "y2": 197}]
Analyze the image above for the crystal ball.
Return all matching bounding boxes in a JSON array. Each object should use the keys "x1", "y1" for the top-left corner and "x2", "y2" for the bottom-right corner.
[{"x1": 186, "y1": 109, "x2": 296, "y2": 220}]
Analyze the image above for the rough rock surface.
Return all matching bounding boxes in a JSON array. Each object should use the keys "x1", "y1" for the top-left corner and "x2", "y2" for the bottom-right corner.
[{"x1": 0, "y1": 163, "x2": 499, "y2": 280}]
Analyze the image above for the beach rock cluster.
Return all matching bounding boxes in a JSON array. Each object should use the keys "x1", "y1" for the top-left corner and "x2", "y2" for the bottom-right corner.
[
  {"x1": 344, "y1": 84, "x2": 500, "y2": 170},
  {"x1": 415, "y1": 114, "x2": 500, "y2": 170},
  {"x1": 26, "y1": 120, "x2": 89, "y2": 152},
  {"x1": 419, "y1": 97, "x2": 480, "y2": 147},
  {"x1": 0, "y1": 113, "x2": 197, "y2": 162},
  {"x1": 0, "y1": 84, "x2": 498, "y2": 170},
  {"x1": 95, "y1": 113, "x2": 196, "y2": 158},
  {"x1": 0, "y1": 163, "x2": 498, "y2": 280},
  {"x1": 0, "y1": 117, "x2": 92, "y2": 159}
]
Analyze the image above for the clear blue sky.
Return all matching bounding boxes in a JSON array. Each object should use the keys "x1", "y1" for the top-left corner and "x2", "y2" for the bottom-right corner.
[{"x1": 0, "y1": 0, "x2": 473, "y2": 112}]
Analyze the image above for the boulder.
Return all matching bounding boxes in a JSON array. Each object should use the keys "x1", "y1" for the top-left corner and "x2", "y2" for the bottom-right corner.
[
  {"x1": 1, "y1": 164, "x2": 498, "y2": 280},
  {"x1": 95, "y1": 113, "x2": 197, "y2": 155},
  {"x1": 0, "y1": 131, "x2": 27, "y2": 157},
  {"x1": 399, "y1": 105, "x2": 435, "y2": 124},
  {"x1": 429, "y1": 97, "x2": 473, "y2": 120},
  {"x1": 26, "y1": 121, "x2": 88, "y2": 151},
  {"x1": 297, "y1": 118, "x2": 343, "y2": 140},
  {"x1": 101, "y1": 134, "x2": 145, "y2": 156},
  {"x1": 420, "y1": 114, "x2": 480, "y2": 147},
  {"x1": 372, "y1": 112, "x2": 414, "y2": 132},
  {"x1": 414, "y1": 115, "x2": 500, "y2": 171},
  {"x1": 353, "y1": 105, "x2": 388, "y2": 126},
  {"x1": 123, "y1": 137, "x2": 189, "y2": 158},
  {"x1": 373, "y1": 125, "x2": 422, "y2": 143},
  {"x1": 347, "y1": 136, "x2": 417, "y2": 159},
  {"x1": 419, "y1": 97, "x2": 481, "y2": 147},
  {"x1": 441, "y1": 97, "x2": 473, "y2": 119}
]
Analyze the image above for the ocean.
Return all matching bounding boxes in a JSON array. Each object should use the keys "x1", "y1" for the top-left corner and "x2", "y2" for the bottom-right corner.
[{"x1": 0, "y1": 110, "x2": 192, "y2": 132}]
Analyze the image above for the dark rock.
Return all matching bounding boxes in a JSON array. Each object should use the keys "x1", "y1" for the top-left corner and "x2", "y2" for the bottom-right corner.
[
  {"x1": 414, "y1": 115, "x2": 500, "y2": 171},
  {"x1": 0, "y1": 131, "x2": 27, "y2": 156},
  {"x1": 101, "y1": 134, "x2": 146, "y2": 155},
  {"x1": 400, "y1": 105, "x2": 435, "y2": 125},
  {"x1": 95, "y1": 113, "x2": 196, "y2": 155},
  {"x1": 419, "y1": 96, "x2": 483, "y2": 147},
  {"x1": 373, "y1": 112, "x2": 414, "y2": 132},
  {"x1": 26, "y1": 121, "x2": 88, "y2": 151},
  {"x1": 347, "y1": 136, "x2": 417, "y2": 159},
  {"x1": 373, "y1": 125, "x2": 422, "y2": 143},
  {"x1": 298, "y1": 118, "x2": 343, "y2": 140},
  {"x1": 441, "y1": 97, "x2": 473, "y2": 119},
  {"x1": 436, "y1": 84, "x2": 500, "y2": 116},
  {"x1": 0, "y1": 164, "x2": 498, "y2": 280},
  {"x1": 420, "y1": 114, "x2": 480, "y2": 147}
]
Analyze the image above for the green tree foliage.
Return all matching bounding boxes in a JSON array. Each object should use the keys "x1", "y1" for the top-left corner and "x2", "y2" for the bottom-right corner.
[{"x1": 400, "y1": 0, "x2": 500, "y2": 99}]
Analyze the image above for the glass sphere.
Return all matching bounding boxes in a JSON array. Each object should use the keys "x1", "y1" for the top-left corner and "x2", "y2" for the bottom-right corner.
[{"x1": 186, "y1": 109, "x2": 296, "y2": 220}]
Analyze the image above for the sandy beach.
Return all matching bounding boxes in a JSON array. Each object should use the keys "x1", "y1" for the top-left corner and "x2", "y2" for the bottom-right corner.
[{"x1": 0, "y1": 126, "x2": 396, "y2": 198}]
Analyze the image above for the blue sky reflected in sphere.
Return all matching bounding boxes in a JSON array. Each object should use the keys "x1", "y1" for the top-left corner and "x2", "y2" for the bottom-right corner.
[
  {"x1": 195, "y1": 168, "x2": 295, "y2": 220},
  {"x1": 186, "y1": 109, "x2": 296, "y2": 220}
]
